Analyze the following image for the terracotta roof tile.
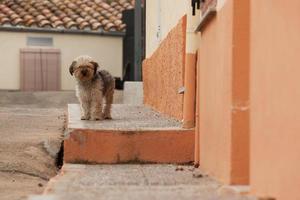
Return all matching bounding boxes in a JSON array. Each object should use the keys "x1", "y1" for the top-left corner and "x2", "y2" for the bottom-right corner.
[
  {"x1": 0, "y1": 17, "x2": 10, "y2": 25},
  {"x1": 0, "y1": 0, "x2": 133, "y2": 32},
  {"x1": 53, "y1": 20, "x2": 63, "y2": 28},
  {"x1": 92, "y1": 22, "x2": 102, "y2": 30},
  {"x1": 79, "y1": 21, "x2": 89, "y2": 29},
  {"x1": 66, "y1": 20, "x2": 77, "y2": 29},
  {"x1": 39, "y1": 19, "x2": 51, "y2": 27}
]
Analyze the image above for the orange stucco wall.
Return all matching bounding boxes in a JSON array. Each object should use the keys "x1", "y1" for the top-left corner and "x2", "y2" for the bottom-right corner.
[
  {"x1": 250, "y1": 1, "x2": 300, "y2": 199},
  {"x1": 183, "y1": 53, "x2": 197, "y2": 128},
  {"x1": 143, "y1": 16, "x2": 186, "y2": 120},
  {"x1": 197, "y1": 0, "x2": 249, "y2": 184},
  {"x1": 230, "y1": 0, "x2": 250, "y2": 185}
]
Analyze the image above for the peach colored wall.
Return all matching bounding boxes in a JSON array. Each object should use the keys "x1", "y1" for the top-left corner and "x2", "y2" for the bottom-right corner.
[
  {"x1": 183, "y1": 53, "x2": 197, "y2": 128},
  {"x1": 230, "y1": 0, "x2": 250, "y2": 185},
  {"x1": 198, "y1": 1, "x2": 233, "y2": 183},
  {"x1": 64, "y1": 129, "x2": 194, "y2": 164},
  {"x1": 197, "y1": 0, "x2": 249, "y2": 184},
  {"x1": 250, "y1": 1, "x2": 300, "y2": 199},
  {"x1": 143, "y1": 16, "x2": 186, "y2": 120}
]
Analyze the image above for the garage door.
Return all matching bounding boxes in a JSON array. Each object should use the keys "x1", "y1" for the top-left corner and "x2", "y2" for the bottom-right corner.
[{"x1": 20, "y1": 48, "x2": 61, "y2": 91}]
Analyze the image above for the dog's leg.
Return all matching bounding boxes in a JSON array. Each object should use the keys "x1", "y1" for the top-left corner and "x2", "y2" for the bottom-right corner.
[
  {"x1": 90, "y1": 89, "x2": 103, "y2": 120},
  {"x1": 79, "y1": 98, "x2": 90, "y2": 120},
  {"x1": 103, "y1": 89, "x2": 114, "y2": 119}
]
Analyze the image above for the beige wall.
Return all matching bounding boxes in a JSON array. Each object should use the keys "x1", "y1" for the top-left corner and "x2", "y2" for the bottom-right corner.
[{"x1": 0, "y1": 31, "x2": 122, "y2": 90}]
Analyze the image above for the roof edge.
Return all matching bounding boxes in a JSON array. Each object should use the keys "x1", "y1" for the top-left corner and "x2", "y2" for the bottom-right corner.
[{"x1": 0, "y1": 26, "x2": 125, "y2": 37}]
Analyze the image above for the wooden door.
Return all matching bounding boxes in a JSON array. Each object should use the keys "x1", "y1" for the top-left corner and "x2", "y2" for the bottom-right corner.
[{"x1": 20, "y1": 48, "x2": 60, "y2": 91}]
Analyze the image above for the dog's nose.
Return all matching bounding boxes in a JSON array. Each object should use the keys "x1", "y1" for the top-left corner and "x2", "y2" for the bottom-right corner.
[{"x1": 81, "y1": 69, "x2": 88, "y2": 76}]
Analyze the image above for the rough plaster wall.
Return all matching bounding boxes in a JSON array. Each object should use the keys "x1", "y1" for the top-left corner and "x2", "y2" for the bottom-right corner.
[
  {"x1": 0, "y1": 32, "x2": 122, "y2": 90},
  {"x1": 143, "y1": 16, "x2": 186, "y2": 120}
]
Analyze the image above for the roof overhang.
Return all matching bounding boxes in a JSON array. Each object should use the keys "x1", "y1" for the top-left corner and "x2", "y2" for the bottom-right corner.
[{"x1": 0, "y1": 26, "x2": 125, "y2": 37}]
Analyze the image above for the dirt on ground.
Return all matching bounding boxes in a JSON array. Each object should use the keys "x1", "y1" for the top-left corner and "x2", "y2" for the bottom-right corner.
[
  {"x1": 0, "y1": 106, "x2": 65, "y2": 200},
  {"x1": 0, "y1": 90, "x2": 123, "y2": 200}
]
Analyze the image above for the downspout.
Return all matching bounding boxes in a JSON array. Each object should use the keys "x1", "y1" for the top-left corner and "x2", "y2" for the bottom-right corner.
[{"x1": 194, "y1": 51, "x2": 200, "y2": 166}]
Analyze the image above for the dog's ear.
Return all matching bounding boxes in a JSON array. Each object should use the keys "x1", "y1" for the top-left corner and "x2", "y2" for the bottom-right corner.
[
  {"x1": 69, "y1": 61, "x2": 77, "y2": 76},
  {"x1": 90, "y1": 61, "x2": 99, "y2": 75}
]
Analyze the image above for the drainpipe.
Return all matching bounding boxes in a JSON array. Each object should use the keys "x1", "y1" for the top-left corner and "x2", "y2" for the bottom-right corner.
[
  {"x1": 182, "y1": 51, "x2": 198, "y2": 165},
  {"x1": 194, "y1": 53, "x2": 200, "y2": 166},
  {"x1": 134, "y1": 0, "x2": 142, "y2": 81}
]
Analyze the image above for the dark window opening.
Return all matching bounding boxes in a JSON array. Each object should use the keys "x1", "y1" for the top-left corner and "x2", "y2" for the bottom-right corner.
[{"x1": 191, "y1": 0, "x2": 217, "y2": 16}]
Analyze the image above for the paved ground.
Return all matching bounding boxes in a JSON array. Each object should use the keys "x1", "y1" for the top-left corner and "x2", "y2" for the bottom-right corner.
[
  {"x1": 0, "y1": 90, "x2": 123, "y2": 108},
  {"x1": 0, "y1": 91, "x2": 256, "y2": 200},
  {"x1": 0, "y1": 90, "x2": 123, "y2": 200},
  {"x1": 29, "y1": 164, "x2": 255, "y2": 200},
  {"x1": 0, "y1": 90, "x2": 124, "y2": 200}
]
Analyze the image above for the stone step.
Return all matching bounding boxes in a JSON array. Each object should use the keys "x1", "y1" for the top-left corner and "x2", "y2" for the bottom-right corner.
[{"x1": 64, "y1": 104, "x2": 194, "y2": 164}]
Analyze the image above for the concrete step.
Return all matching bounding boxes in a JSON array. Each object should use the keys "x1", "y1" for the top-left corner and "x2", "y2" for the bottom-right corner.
[
  {"x1": 29, "y1": 164, "x2": 256, "y2": 200},
  {"x1": 64, "y1": 104, "x2": 194, "y2": 164}
]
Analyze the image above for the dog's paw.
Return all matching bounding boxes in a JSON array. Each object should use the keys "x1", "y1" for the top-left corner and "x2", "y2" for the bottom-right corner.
[
  {"x1": 91, "y1": 117, "x2": 103, "y2": 121},
  {"x1": 91, "y1": 114, "x2": 104, "y2": 121},
  {"x1": 103, "y1": 112, "x2": 112, "y2": 120},
  {"x1": 104, "y1": 114, "x2": 112, "y2": 120},
  {"x1": 81, "y1": 115, "x2": 90, "y2": 120}
]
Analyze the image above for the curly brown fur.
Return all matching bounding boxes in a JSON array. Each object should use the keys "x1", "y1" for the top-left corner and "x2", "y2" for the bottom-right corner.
[{"x1": 69, "y1": 55, "x2": 115, "y2": 120}]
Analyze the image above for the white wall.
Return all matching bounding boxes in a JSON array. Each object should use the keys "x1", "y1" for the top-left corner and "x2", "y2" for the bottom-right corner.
[
  {"x1": 0, "y1": 31, "x2": 123, "y2": 90},
  {"x1": 145, "y1": 0, "x2": 201, "y2": 57},
  {"x1": 146, "y1": 0, "x2": 189, "y2": 57},
  {"x1": 186, "y1": 2, "x2": 201, "y2": 54}
]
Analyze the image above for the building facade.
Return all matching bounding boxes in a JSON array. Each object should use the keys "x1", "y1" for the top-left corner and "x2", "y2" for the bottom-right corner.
[
  {"x1": 143, "y1": 0, "x2": 300, "y2": 199},
  {"x1": 0, "y1": 0, "x2": 134, "y2": 90}
]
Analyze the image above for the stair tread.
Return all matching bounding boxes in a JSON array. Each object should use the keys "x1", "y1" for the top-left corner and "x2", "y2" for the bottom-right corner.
[{"x1": 68, "y1": 104, "x2": 189, "y2": 131}]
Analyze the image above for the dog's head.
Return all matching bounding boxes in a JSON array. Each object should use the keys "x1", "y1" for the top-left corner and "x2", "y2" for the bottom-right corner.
[{"x1": 69, "y1": 56, "x2": 99, "y2": 82}]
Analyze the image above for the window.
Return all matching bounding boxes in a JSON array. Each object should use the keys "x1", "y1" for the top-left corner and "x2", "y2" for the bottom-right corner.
[
  {"x1": 200, "y1": 0, "x2": 217, "y2": 15},
  {"x1": 193, "y1": 0, "x2": 217, "y2": 32},
  {"x1": 191, "y1": 0, "x2": 217, "y2": 16},
  {"x1": 27, "y1": 37, "x2": 53, "y2": 46}
]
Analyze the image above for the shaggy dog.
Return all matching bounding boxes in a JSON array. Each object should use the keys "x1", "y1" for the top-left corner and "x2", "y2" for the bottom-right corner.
[{"x1": 69, "y1": 55, "x2": 115, "y2": 120}]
